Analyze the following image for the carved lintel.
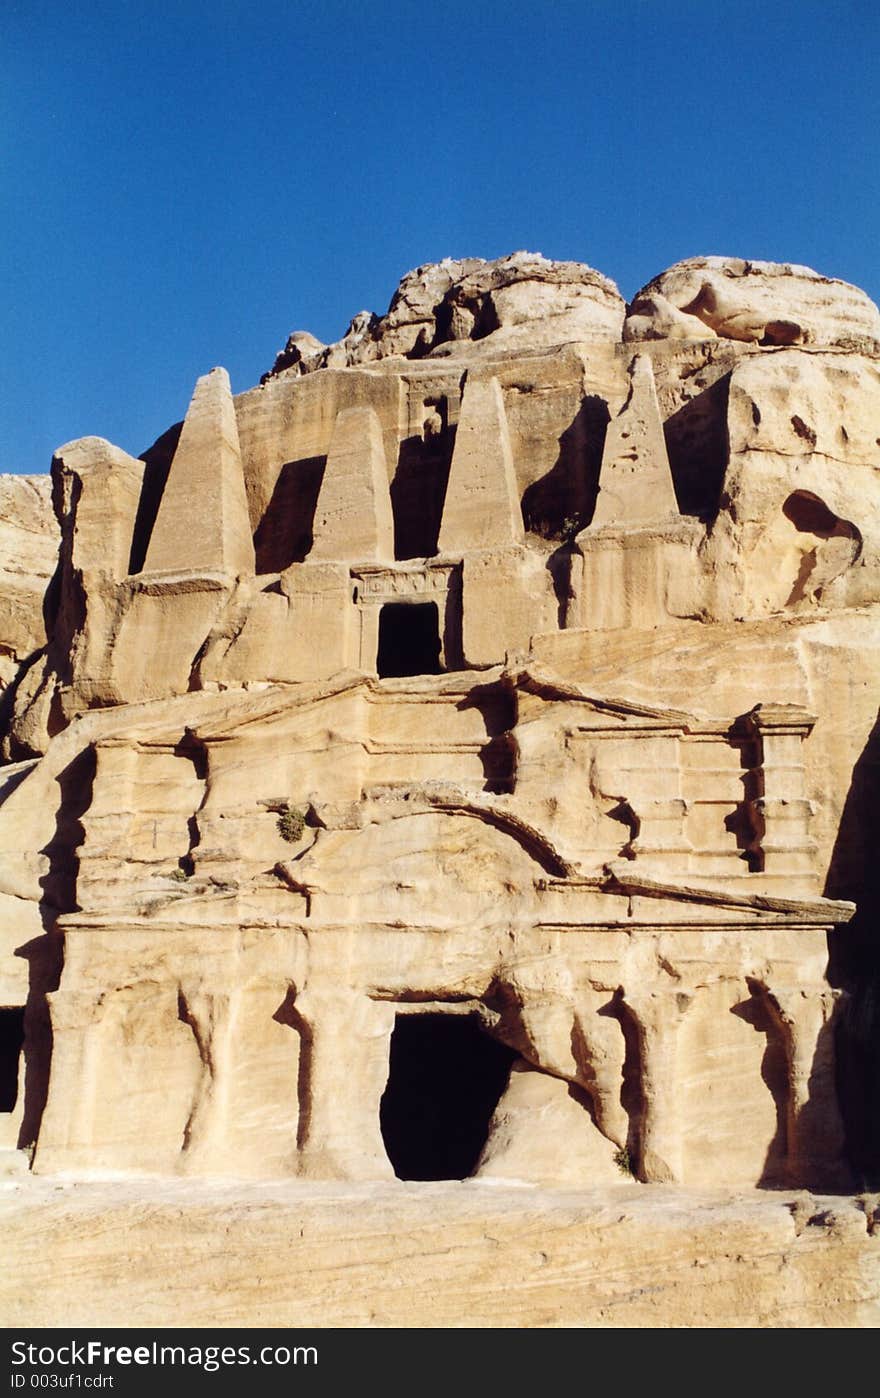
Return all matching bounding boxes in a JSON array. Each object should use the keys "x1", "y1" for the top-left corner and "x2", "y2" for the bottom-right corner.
[
  {"x1": 351, "y1": 562, "x2": 458, "y2": 603},
  {"x1": 738, "y1": 704, "x2": 817, "y2": 740}
]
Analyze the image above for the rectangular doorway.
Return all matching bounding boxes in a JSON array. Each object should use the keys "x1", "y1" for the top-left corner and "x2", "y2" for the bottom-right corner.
[{"x1": 377, "y1": 602, "x2": 442, "y2": 678}]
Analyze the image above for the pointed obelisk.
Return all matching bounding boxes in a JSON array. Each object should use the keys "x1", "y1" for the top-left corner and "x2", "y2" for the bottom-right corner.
[
  {"x1": 437, "y1": 374, "x2": 523, "y2": 552},
  {"x1": 310, "y1": 406, "x2": 394, "y2": 563},
  {"x1": 143, "y1": 367, "x2": 255, "y2": 576},
  {"x1": 590, "y1": 354, "x2": 680, "y2": 528}
]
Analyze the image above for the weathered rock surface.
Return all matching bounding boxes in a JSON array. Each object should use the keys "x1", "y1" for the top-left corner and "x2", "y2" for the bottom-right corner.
[
  {"x1": 1, "y1": 1179, "x2": 877, "y2": 1328},
  {"x1": 625, "y1": 256, "x2": 880, "y2": 348},
  {"x1": 0, "y1": 474, "x2": 57, "y2": 691},
  {"x1": 264, "y1": 252, "x2": 625, "y2": 378},
  {"x1": 1, "y1": 250, "x2": 879, "y2": 1328}
]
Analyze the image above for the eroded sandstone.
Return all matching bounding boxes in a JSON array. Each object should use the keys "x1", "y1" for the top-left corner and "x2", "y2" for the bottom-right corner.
[
  {"x1": 1, "y1": 249, "x2": 879, "y2": 1327},
  {"x1": 0, "y1": 475, "x2": 56, "y2": 697}
]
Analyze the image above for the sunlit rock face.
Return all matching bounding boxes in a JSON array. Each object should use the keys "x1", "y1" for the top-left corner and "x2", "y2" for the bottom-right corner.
[
  {"x1": 0, "y1": 475, "x2": 56, "y2": 695},
  {"x1": 1, "y1": 251, "x2": 879, "y2": 1327},
  {"x1": 262, "y1": 251, "x2": 626, "y2": 378},
  {"x1": 624, "y1": 255, "x2": 880, "y2": 348}
]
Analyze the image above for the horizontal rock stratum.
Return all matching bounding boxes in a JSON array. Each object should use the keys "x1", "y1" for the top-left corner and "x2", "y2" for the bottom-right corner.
[{"x1": 1, "y1": 250, "x2": 879, "y2": 1328}]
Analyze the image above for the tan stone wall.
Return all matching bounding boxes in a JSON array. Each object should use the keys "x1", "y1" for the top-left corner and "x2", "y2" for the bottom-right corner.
[{"x1": 0, "y1": 253, "x2": 877, "y2": 1236}]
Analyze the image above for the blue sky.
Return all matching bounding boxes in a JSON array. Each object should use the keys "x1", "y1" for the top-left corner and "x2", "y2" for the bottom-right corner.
[{"x1": 2, "y1": 0, "x2": 878, "y2": 473}]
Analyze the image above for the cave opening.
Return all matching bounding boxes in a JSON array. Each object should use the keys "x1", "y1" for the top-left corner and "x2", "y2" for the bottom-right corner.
[
  {"x1": 376, "y1": 601, "x2": 442, "y2": 678},
  {"x1": 0, "y1": 1008, "x2": 25, "y2": 1114},
  {"x1": 379, "y1": 1011, "x2": 516, "y2": 1180}
]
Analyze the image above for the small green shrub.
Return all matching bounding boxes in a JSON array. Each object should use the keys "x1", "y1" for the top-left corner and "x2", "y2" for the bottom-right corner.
[
  {"x1": 168, "y1": 867, "x2": 189, "y2": 882},
  {"x1": 614, "y1": 1145, "x2": 634, "y2": 1177},
  {"x1": 277, "y1": 804, "x2": 306, "y2": 843}
]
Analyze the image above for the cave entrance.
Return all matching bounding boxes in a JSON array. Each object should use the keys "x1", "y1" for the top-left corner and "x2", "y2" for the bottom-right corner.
[
  {"x1": 376, "y1": 602, "x2": 441, "y2": 678},
  {"x1": 0, "y1": 1008, "x2": 25, "y2": 1114},
  {"x1": 379, "y1": 1011, "x2": 516, "y2": 1180}
]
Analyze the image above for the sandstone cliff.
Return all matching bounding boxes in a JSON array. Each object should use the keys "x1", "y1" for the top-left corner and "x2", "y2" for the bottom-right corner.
[
  {"x1": 1, "y1": 250, "x2": 878, "y2": 1328},
  {"x1": 263, "y1": 251, "x2": 625, "y2": 378},
  {"x1": 0, "y1": 474, "x2": 57, "y2": 689}
]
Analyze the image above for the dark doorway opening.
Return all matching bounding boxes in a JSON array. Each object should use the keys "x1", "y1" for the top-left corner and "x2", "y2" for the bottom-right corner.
[
  {"x1": 377, "y1": 602, "x2": 441, "y2": 679},
  {"x1": 379, "y1": 1012, "x2": 516, "y2": 1180},
  {"x1": 0, "y1": 1008, "x2": 25, "y2": 1113}
]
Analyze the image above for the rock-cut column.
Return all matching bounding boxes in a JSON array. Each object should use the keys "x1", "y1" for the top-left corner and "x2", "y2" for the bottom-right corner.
[
  {"x1": 291, "y1": 988, "x2": 396, "y2": 1179},
  {"x1": 310, "y1": 406, "x2": 394, "y2": 563},
  {"x1": 623, "y1": 988, "x2": 691, "y2": 1182},
  {"x1": 143, "y1": 367, "x2": 255, "y2": 577},
  {"x1": 437, "y1": 374, "x2": 524, "y2": 551}
]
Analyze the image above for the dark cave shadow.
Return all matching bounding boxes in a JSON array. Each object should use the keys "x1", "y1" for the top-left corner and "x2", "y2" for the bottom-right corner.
[
  {"x1": 254, "y1": 456, "x2": 327, "y2": 574},
  {"x1": 12, "y1": 746, "x2": 97, "y2": 1152},
  {"x1": 41, "y1": 558, "x2": 61, "y2": 643},
  {"x1": 823, "y1": 709, "x2": 880, "y2": 1184},
  {"x1": 37, "y1": 746, "x2": 96, "y2": 918},
  {"x1": 13, "y1": 931, "x2": 62, "y2": 1150},
  {"x1": 730, "y1": 989, "x2": 788, "y2": 1186},
  {"x1": 456, "y1": 680, "x2": 517, "y2": 794},
  {"x1": 391, "y1": 422, "x2": 457, "y2": 560},
  {"x1": 521, "y1": 395, "x2": 609, "y2": 540},
  {"x1": 792, "y1": 1011, "x2": 852, "y2": 1192},
  {"x1": 130, "y1": 420, "x2": 182, "y2": 573},
  {"x1": 0, "y1": 647, "x2": 47, "y2": 762},
  {"x1": 663, "y1": 373, "x2": 730, "y2": 521},
  {"x1": 544, "y1": 543, "x2": 578, "y2": 630},
  {"x1": 734, "y1": 982, "x2": 855, "y2": 1193},
  {"x1": 379, "y1": 1011, "x2": 516, "y2": 1181},
  {"x1": 273, "y1": 987, "x2": 312, "y2": 1151},
  {"x1": 824, "y1": 709, "x2": 880, "y2": 910},
  {"x1": 568, "y1": 1015, "x2": 620, "y2": 1156},
  {"x1": 597, "y1": 990, "x2": 644, "y2": 1179},
  {"x1": 723, "y1": 723, "x2": 764, "y2": 872}
]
